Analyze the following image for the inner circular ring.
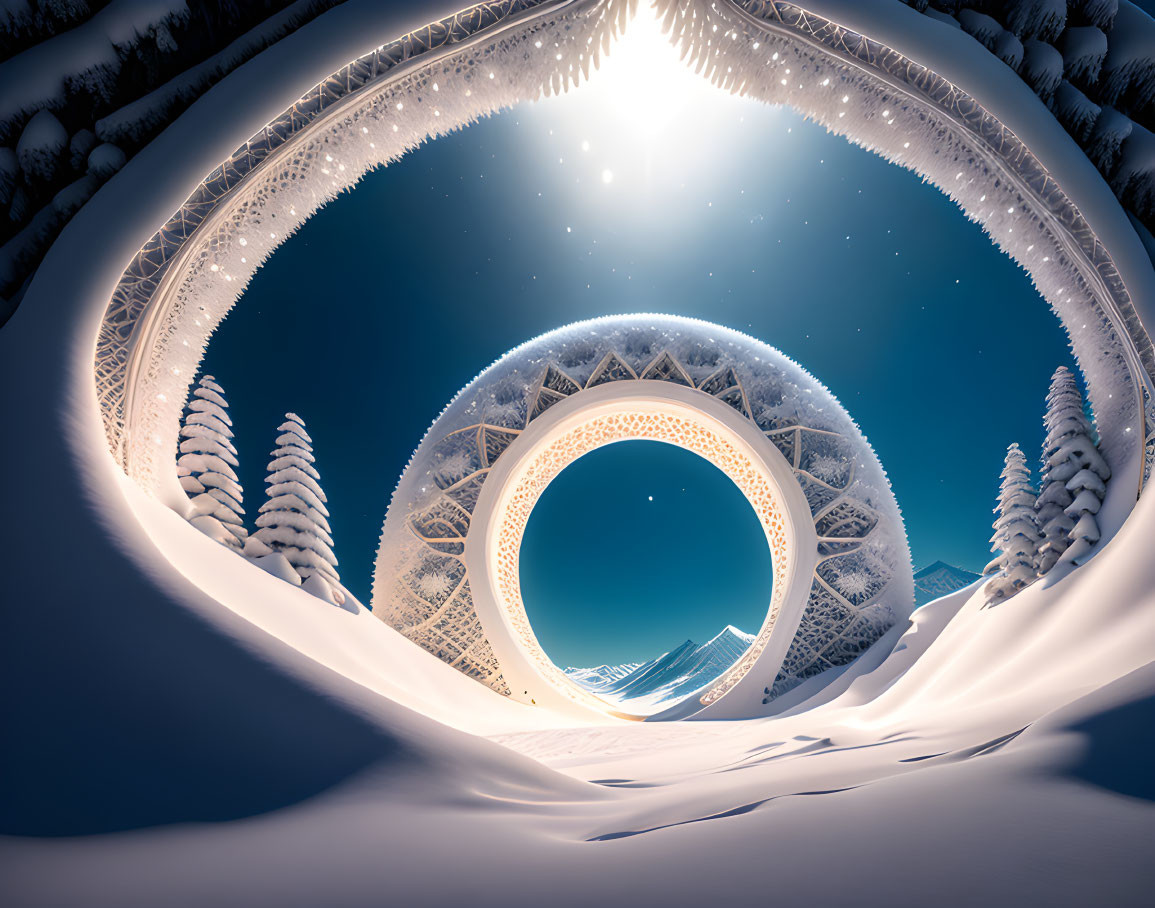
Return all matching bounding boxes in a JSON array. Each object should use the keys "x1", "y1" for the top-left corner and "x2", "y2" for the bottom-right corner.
[{"x1": 466, "y1": 381, "x2": 818, "y2": 720}]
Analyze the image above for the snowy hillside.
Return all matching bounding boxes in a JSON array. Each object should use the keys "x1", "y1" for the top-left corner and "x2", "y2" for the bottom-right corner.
[
  {"x1": 913, "y1": 560, "x2": 982, "y2": 606},
  {"x1": 0, "y1": 0, "x2": 353, "y2": 320},
  {"x1": 566, "y1": 626, "x2": 757, "y2": 712}
]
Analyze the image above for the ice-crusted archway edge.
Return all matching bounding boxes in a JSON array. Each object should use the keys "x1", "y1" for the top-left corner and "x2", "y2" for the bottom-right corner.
[
  {"x1": 372, "y1": 315, "x2": 912, "y2": 719},
  {"x1": 90, "y1": 0, "x2": 1155, "y2": 551}
]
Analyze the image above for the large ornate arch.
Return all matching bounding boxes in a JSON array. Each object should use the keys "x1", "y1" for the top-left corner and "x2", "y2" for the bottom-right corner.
[
  {"x1": 372, "y1": 315, "x2": 911, "y2": 719},
  {"x1": 91, "y1": 0, "x2": 1155, "y2": 537}
]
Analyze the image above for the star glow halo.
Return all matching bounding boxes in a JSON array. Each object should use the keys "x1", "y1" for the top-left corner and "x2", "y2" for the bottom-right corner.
[{"x1": 526, "y1": 7, "x2": 784, "y2": 214}]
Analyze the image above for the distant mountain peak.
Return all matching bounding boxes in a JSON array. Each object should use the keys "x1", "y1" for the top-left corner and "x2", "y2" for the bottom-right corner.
[
  {"x1": 563, "y1": 624, "x2": 756, "y2": 712},
  {"x1": 913, "y1": 560, "x2": 981, "y2": 606},
  {"x1": 713, "y1": 624, "x2": 756, "y2": 642}
]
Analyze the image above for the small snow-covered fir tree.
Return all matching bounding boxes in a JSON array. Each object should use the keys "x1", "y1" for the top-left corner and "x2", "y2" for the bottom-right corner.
[
  {"x1": 177, "y1": 375, "x2": 247, "y2": 550},
  {"x1": 985, "y1": 443, "x2": 1042, "y2": 601},
  {"x1": 253, "y1": 413, "x2": 342, "y2": 603},
  {"x1": 1036, "y1": 367, "x2": 1111, "y2": 568}
]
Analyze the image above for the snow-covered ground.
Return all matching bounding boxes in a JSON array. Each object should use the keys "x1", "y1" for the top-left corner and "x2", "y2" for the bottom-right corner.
[{"x1": 2, "y1": 459, "x2": 1154, "y2": 904}]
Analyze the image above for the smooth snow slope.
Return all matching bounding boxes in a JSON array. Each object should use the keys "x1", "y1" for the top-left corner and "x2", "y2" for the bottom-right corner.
[{"x1": 3, "y1": 487, "x2": 1154, "y2": 905}]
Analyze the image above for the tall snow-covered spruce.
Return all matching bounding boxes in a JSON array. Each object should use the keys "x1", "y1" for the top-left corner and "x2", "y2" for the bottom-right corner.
[
  {"x1": 985, "y1": 443, "x2": 1042, "y2": 602},
  {"x1": 176, "y1": 375, "x2": 247, "y2": 550},
  {"x1": 1036, "y1": 366, "x2": 1110, "y2": 568},
  {"x1": 252, "y1": 413, "x2": 343, "y2": 604}
]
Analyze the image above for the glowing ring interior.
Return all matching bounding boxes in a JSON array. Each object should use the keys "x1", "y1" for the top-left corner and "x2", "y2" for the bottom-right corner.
[{"x1": 466, "y1": 381, "x2": 818, "y2": 720}]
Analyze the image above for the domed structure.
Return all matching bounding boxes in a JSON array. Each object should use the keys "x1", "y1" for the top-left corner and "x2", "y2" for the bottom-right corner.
[{"x1": 372, "y1": 315, "x2": 913, "y2": 719}]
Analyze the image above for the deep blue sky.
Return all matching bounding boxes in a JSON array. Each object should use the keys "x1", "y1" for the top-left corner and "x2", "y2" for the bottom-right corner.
[
  {"x1": 201, "y1": 17, "x2": 1075, "y2": 665},
  {"x1": 521, "y1": 442, "x2": 773, "y2": 666}
]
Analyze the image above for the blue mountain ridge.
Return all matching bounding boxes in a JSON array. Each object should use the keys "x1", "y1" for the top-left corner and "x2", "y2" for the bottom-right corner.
[
  {"x1": 563, "y1": 562, "x2": 981, "y2": 708},
  {"x1": 565, "y1": 625, "x2": 755, "y2": 708},
  {"x1": 913, "y1": 560, "x2": 981, "y2": 606}
]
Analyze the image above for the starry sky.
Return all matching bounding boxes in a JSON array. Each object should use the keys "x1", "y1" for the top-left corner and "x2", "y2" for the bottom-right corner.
[{"x1": 200, "y1": 13, "x2": 1076, "y2": 667}]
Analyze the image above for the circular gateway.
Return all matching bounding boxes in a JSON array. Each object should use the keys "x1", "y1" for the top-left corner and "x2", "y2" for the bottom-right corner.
[{"x1": 372, "y1": 315, "x2": 913, "y2": 720}]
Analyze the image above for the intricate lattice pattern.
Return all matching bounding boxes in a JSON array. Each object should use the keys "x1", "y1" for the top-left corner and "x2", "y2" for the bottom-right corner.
[
  {"x1": 94, "y1": 0, "x2": 631, "y2": 491},
  {"x1": 657, "y1": 0, "x2": 1150, "y2": 492},
  {"x1": 94, "y1": 0, "x2": 1151, "y2": 502},
  {"x1": 373, "y1": 316, "x2": 912, "y2": 710},
  {"x1": 84, "y1": 0, "x2": 1154, "y2": 706}
]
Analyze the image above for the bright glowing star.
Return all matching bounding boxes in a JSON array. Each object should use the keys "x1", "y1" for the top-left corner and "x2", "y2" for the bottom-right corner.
[
  {"x1": 396, "y1": 102, "x2": 403, "y2": 110},
  {"x1": 648, "y1": 495, "x2": 653, "y2": 501},
  {"x1": 566, "y1": 226, "x2": 572, "y2": 232},
  {"x1": 526, "y1": 8, "x2": 774, "y2": 217},
  {"x1": 602, "y1": 169, "x2": 613, "y2": 183},
  {"x1": 535, "y1": 40, "x2": 542, "y2": 48}
]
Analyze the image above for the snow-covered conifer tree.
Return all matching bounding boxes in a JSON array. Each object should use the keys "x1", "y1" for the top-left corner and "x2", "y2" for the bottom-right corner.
[
  {"x1": 985, "y1": 443, "x2": 1042, "y2": 601},
  {"x1": 253, "y1": 413, "x2": 342, "y2": 602},
  {"x1": 1036, "y1": 367, "x2": 1111, "y2": 568},
  {"x1": 177, "y1": 375, "x2": 247, "y2": 550}
]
